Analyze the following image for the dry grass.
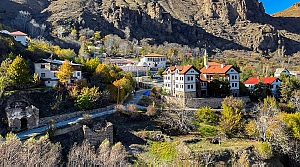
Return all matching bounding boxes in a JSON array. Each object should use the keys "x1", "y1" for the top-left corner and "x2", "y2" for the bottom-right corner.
[{"x1": 187, "y1": 138, "x2": 258, "y2": 152}]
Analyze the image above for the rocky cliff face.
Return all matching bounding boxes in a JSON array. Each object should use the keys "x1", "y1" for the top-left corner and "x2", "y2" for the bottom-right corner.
[{"x1": 0, "y1": 0, "x2": 300, "y2": 55}]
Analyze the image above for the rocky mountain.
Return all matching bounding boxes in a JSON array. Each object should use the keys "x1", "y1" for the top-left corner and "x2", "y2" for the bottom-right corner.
[
  {"x1": 0, "y1": 0, "x2": 300, "y2": 56},
  {"x1": 272, "y1": 2, "x2": 300, "y2": 17}
]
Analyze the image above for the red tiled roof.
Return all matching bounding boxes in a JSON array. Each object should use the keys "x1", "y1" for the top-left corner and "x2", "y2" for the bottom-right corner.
[
  {"x1": 162, "y1": 65, "x2": 199, "y2": 75},
  {"x1": 200, "y1": 62, "x2": 234, "y2": 74},
  {"x1": 244, "y1": 77, "x2": 278, "y2": 85},
  {"x1": 9, "y1": 31, "x2": 27, "y2": 36}
]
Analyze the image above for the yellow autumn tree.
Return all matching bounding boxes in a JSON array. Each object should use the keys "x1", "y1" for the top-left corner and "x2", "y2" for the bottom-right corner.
[{"x1": 56, "y1": 60, "x2": 74, "y2": 84}]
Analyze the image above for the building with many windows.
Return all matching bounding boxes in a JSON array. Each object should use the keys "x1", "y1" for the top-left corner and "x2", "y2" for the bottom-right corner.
[
  {"x1": 139, "y1": 53, "x2": 166, "y2": 69},
  {"x1": 162, "y1": 65, "x2": 200, "y2": 98},
  {"x1": 200, "y1": 53, "x2": 241, "y2": 96},
  {"x1": 244, "y1": 77, "x2": 281, "y2": 96},
  {"x1": 34, "y1": 59, "x2": 82, "y2": 87}
]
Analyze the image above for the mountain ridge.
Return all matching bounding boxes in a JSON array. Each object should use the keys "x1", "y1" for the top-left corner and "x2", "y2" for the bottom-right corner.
[{"x1": 0, "y1": 0, "x2": 300, "y2": 57}]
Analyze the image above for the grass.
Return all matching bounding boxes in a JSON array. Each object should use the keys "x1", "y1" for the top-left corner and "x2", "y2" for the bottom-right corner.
[{"x1": 187, "y1": 138, "x2": 258, "y2": 152}]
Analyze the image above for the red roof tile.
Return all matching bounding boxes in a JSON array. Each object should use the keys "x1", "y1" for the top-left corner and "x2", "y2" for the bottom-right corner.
[
  {"x1": 162, "y1": 65, "x2": 199, "y2": 75},
  {"x1": 244, "y1": 77, "x2": 278, "y2": 85},
  {"x1": 200, "y1": 62, "x2": 235, "y2": 74},
  {"x1": 9, "y1": 31, "x2": 27, "y2": 36}
]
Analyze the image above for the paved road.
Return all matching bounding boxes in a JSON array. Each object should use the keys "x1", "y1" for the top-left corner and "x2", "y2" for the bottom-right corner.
[{"x1": 16, "y1": 89, "x2": 150, "y2": 140}]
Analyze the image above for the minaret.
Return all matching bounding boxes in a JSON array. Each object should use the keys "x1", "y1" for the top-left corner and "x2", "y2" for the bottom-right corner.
[{"x1": 203, "y1": 49, "x2": 208, "y2": 66}]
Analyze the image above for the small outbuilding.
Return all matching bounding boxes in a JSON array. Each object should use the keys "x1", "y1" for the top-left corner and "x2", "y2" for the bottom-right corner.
[{"x1": 5, "y1": 96, "x2": 39, "y2": 132}]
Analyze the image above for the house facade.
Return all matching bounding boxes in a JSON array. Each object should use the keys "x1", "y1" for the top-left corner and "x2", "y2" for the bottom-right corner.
[
  {"x1": 9, "y1": 31, "x2": 29, "y2": 46},
  {"x1": 139, "y1": 53, "x2": 166, "y2": 68},
  {"x1": 200, "y1": 54, "x2": 241, "y2": 96},
  {"x1": 162, "y1": 65, "x2": 200, "y2": 98},
  {"x1": 244, "y1": 77, "x2": 281, "y2": 96},
  {"x1": 34, "y1": 59, "x2": 82, "y2": 87},
  {"x1": 274, "y1": 68, "x2": 290, "y2": 77}
]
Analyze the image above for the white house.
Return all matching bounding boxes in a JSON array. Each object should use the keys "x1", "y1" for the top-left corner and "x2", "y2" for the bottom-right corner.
[
  {"x1": 139, "y1": 53, "x2": 166, "y2": 69},
  {"x1": 244, "y1": 77, "x2": 281, "y2": 96},
  {"x1": 9, "y1": 31, "x2": 29, "y2": 46},
  {"x1": 274, "y1": 68, "x2": 290, "y2": 77},
  {"x1": 162, "y1": 65, "x2": 200, "y2": 98},
  {"x1": 200, "y1": 53, "x2": 241, "y2": 96},
  {"x1": 34, "y1": 59, "x2": 82, "y2": 87}
]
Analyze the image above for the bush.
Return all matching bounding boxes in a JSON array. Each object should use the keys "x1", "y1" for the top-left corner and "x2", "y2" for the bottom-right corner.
[
  {"x1": 195, "y1": 106, "x2": 218, "y2": 125},
  {"x1": 198, "y1": 125, "x2": 219, "y2": 137},
  {"x1": 256, "y1": 142, "x2": 273, "y2": 159},
  {"x1": 75, "y1": 94, "x2": 94, "y2": 110},
  {"x1": 128, "y1": 104, "x2": 137, "y2": 113},
  {"x1": 115, "y1": 104, "x2": 125, "y2": 112},
  {"x1": 146, "y1": 105, "x2": 157, "y2": 116}
]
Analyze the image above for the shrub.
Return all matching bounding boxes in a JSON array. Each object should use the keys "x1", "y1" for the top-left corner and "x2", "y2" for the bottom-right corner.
[
  {"x1": 146, "y1": 105, "x2": 157, "y2": 116},
  {"x1": 256, "y1": 142, "x2": 273, "y2": 159},
  {"x1": 75, "y1": 94, "x2": 94, "y2": 110},
  {"x1": 128, "y1": 104, "x2": 137, "y2": 113},
  {"x1": 115, "y1": 104, "x2": 125, "y2": 112},
  {"x1": 198, "y1": 125, "x2": 219, "y2": 137},
  {"x1": 245, "y1": 120, "x2": 259, "y2": 139},
  {"x1": 195, "y1": 106, "x2": 218, "y2": 125}
]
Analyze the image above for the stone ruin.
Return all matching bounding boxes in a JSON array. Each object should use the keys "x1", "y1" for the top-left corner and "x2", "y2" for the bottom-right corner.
[
  {"x1": 5, "y1": 96, "x2": 39, "y2": 132},
  {"x1": 83, "y1": 121, "x2": 113, "y2": 146}
]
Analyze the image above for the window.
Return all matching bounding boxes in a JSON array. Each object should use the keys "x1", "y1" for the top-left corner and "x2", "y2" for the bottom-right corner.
[
  {"x1": 41, "y1": 64, "x2": 45, "y2": 68},
  {"x1": 176, "y1": 84, "x2": 178, "y2": 88},
  {"x1": 41, "y1": 73, "x2": 45, "y2": 77},
  {"x1": 232, "y1": 76, "x2": 234, "y2": 80},
  {"x1": 188, "y1": 85, "x2": 190, "y2": 89},
  {"x1": 191, "y1": 76, "x2": 193, "y2": 81},
  {"x1": 191, "y1": 85, "x2": 193, "y2": 89},
  {"x1": 54, "y1": 73, "x2": 56, "y2": 77},
  {"x1": 235, "y1": 83, "x2": 237, "y2": 87},
  {"x1": 176, "y1": 77, "x2": 178, "y2": 80},
  {"x1": 187, "y1": 77, "x2": 190, "y2": 81},
  {"x1": 77, "y1": 72, "x2": 81, "y2": 77},
  {"x1": 191, "y1": 70, "x2": 194, "y2": 73},
  {"x1": 168, "y1": 77, "x2": 170, "y2": 80},
  {"x1": 204, "y1": 83, "x2": 206, "y2": 86},
  {"x1": 232, "y1": 83, "x2": 234, "y2": 87},
  {"x1": 235, "y1": 75, "x2": 237, "y2": 79}
]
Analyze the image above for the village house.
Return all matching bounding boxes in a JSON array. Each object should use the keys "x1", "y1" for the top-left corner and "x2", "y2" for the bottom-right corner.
[
  {"x1": 274, "y1": 68, "x2": 290, "y2": 77},
  {"x1": 162, "y1": 65, "x2": 200, "y2": 98},
  {"x1": 200, "y1": 53, "x2": 241, "y2": 97},
  {"x1": 0, "y1": 30, "x2": 30, "y2": 46},
  {"x1": 34, "y1": 58, "x2": 82, "y2": 87},
  {"x1": 244, "y1": 77, "x2": 281, "y2": 96},
  {"x1": 139, "y1": 53, "x2": 167, "y2": 69}
]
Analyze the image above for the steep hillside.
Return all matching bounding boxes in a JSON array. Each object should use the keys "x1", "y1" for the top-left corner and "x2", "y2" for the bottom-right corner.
[
  {"x1": 272, "y1": 2, "x2": 300, "y2": 17},
  {"x1": 0, "y1": 0, "x2": 300, "y2": 56}
]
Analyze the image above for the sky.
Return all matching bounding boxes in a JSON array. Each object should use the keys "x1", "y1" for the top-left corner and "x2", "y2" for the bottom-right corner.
[{"x1": 259, "y1": 0, "x2": 299, "y2": 14}]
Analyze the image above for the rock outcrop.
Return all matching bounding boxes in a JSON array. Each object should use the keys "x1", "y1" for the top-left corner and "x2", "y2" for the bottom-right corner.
[{"x1": 0, "y1": 0, "x2": 300, "y2": 55}]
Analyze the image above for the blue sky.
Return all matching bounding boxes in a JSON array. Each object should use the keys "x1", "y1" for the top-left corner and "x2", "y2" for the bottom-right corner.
[{"x1": 259, "y1": 0, "x2": 299, "y2": 14}]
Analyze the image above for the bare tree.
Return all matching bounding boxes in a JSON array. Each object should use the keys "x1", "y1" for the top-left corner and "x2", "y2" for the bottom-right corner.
[
  {"x1": 56, "y1": 26, "x2": 65, "y2": 38},
  {"x1": 291, "y1": 90, "x2": 300, "y2": 112},
  {"x1": 14, "y1": 11, "x2": 31, "y2": 32},
  {"x1": 124, "y1": 26, "x2": 130, "y2": 40},
  {"x1": 79, "y1": 28, "x2": 94, "y2": 39}
]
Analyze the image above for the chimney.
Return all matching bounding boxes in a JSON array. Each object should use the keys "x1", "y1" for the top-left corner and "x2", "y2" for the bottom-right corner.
[
  {"x1": 205, "y1": 65, "x2": 209, "y2": 69},
  {"x1": 221, "y1": 64, "x2": 225, "y2": 68}
]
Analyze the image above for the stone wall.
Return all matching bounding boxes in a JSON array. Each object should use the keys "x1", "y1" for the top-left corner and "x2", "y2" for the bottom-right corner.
[
  {"x1": 53, "y1": 123, "x2": 82, "y2": 136},
  {"x1": 163, "y1": 95, "x2": 251, "y2": 109},
  {"x1": 39, "y1": 105, "x2": 115, "y2": 126},
  {"x1": 83, "y1": 122, "x2": 113, "y2": 146}
]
